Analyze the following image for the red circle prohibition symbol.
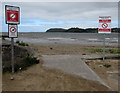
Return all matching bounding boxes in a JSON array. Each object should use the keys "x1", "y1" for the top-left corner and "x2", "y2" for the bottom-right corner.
[
  {"x1": 9, "y1": 10, "x2": 17, "y2": 21},
  {"x1": 102, "y1": 23, "x2": 108, "y2": 29},
  {"x1": 10, "y1": 13, "x2": 16, "y2": 19},
  {"x1": 10, "y1": 27, "x2": 16, "y2": 33}
]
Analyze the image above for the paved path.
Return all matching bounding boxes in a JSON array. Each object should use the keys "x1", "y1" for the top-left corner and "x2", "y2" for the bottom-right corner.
[{"x1": 42, "y1": 55, "x2": 111, "y2": 89}]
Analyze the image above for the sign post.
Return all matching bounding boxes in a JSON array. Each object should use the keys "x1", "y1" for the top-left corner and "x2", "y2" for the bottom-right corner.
[
  {"x1": 98, "y1": 16, "x2": 111, "y2": 61},
  {"x1": 11, "y1": 37, "x2": 14, "y2": 73},
  {"x1": 5, "y1": 5, "x2": 20, "y2": 76},
  {"x1": 103, "y1": 33, "x2": 105, "y2": 60}
]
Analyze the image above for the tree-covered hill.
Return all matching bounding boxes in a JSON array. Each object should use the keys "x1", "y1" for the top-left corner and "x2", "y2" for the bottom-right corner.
[{"x1": 46, "y1": 27, "x2": 119, "y2": 33}]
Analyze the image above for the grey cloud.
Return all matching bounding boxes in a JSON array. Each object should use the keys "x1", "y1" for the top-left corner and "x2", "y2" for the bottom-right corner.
[
  {"x1": 3, "y1": 2, "x2": 117, "y2": 20},
  {"x1": 2, "y1": 2, "x2": 118, "y2": 30},
  {"x1": 21, "y1": 2, "x2": 117, "y2": 20}
]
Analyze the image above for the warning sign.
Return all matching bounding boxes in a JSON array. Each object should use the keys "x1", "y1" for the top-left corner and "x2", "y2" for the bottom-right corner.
[
  {"x1": 102, "y1": 23, "x2": 108, "y2": 29},
  {"x1": 5, "y1": 5, "x2": 20, "y2": 24},
  {"x1": 10, "y1": 27, "x2": 17, "y2": 33},
  {"x1": 98, "y1": 16, "x2": 111, "y2": 33},
  {"x1": 9, "y1": 24, "x2": 18, "y2": 37}
]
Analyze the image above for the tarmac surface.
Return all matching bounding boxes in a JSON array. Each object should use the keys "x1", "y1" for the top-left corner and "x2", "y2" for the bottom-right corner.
[{"x1": 42, "y1": 55, "x2": 111, "y2": 89}]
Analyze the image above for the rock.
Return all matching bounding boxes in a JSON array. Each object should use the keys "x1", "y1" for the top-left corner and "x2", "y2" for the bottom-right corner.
[
  {"x1": 50, "y1": 48, "x2": 53, "y2": 50},
  {"x1": 10, "y1": 77, "x2": 14, "y2": 80}
]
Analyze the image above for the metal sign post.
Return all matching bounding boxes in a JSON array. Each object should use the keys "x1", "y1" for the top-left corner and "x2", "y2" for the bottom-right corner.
[
  {"x1": 11, "y1": 37, "x2": 14, "y2": 73},
  {"x1": 98, "y1": 16, "x2": 111, "y2": 61},
  {"x1": 5, "y1": 5, "x2": 20, "y2": 76},
  {"x1": 103, "y1": 33, "x2": 106, "y2": 61}
]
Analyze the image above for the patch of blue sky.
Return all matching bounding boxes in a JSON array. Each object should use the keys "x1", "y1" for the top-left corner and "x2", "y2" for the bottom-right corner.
[
  {"x1": 20, "y1": 18, "x2": 100, "y2": 26},
  {"x1": 112, "y1": 20, "x2": 118, "y2": 24},
  {"x1": 20, "y1": 18, "x2": 63, "y2": 26}
]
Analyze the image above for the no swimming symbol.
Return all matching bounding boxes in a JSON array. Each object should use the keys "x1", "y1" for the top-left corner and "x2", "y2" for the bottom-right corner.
[
  {"x1": 102, "y1": 23, "x2": 108, "y2": 29},
  {"x1": 10, "y1": 13, "x2": 16, "y2": 19}
]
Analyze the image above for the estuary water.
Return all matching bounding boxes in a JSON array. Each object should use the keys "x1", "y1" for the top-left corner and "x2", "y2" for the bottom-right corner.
[{"x1": 15, "y1": 32, "x2": 118, "y2": 46}]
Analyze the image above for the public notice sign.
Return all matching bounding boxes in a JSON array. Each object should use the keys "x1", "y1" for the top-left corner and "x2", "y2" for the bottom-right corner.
[
  {"x1": 8, "y1": 24, "x2": 18, "y2": 38},
  {"x1": 5, "y1": 5, "x2": 20, "y2": 24},
  {"x1": 98, "y1": 16, "x2": 111, "y2": 33}
]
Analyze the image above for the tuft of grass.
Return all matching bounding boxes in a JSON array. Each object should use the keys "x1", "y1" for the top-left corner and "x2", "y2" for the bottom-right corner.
[
  {"x1": 91, "y1": 49, "x2": 103, "y2": 53},
  {"x1": 2, "y1": 38, "x2": 5, "y2": 40},
  {"x1": 16, "y1": 40, "x2": 20, "y2": 44},
  {"x1": 18, "y1": 42, "x2": 29, "y2": 46},
  {"x1": 16, "y1": 41, "x2": 29, "y2": 46},
  {"x1": 91, "y1": 49, "x2": 120, "y2": 54},
  {"x1": 103, "y1": 64, "x2": 111, "y2": 68},
  {"x1": 23, "y1": 56, "x2": 39, "y2": 67},
  {"x1": 108, "y1": 49, "x2": 120, "y2": 54}
]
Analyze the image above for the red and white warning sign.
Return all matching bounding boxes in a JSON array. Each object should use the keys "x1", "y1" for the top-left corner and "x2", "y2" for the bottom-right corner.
[
  {"x1": 5, "y1": 5, "x2": 20, "y2": 24},
  {"x1": 9, "y1": 24, "x2": 18, "y2": 37},
  {"x1": 98, "y1": 16, "x2": 111, "y2": 33}
]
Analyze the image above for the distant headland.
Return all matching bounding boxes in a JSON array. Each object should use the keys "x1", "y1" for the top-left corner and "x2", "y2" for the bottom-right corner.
[{"x1": 46, "y1": 27, "x2": 119, "y2": 33}]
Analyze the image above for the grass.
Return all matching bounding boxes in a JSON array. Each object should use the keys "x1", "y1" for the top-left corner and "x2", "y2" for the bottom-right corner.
[
  {"x1": 16, "y1": 40, "x2": 29, "y2": 46},
  {"x1": 92, "y1": 49, "x2": 103, "y2": 53},
  {"x1": 3, "y1": 56, "x2": 39, "y2": 73},
  {"x1": 91, "y1": 49, "x2": 120, "y2": 54},
  {"x1": 16, "y1": 40, "x2": 20, "y2": 44},
  {"x1": 23, "y1": 56, "x2": 39, "y2": 67},
  {"x1": 2, "y1": 38, "x2": 5, "y2": 40},
  {"x1": 103, "y1": 64, "x2": 112, "y2": 68},
  {"x1": 108, "y1": 49, "x2": 120, "y2": 53}
]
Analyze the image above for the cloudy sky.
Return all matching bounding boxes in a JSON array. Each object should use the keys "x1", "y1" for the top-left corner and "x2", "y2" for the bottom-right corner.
[{"x1": 1, "y1": 1, "x2": 119, "y2": 32}]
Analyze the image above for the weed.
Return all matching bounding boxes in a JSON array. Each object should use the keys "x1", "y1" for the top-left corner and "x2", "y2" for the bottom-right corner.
[
  {"x1": 91, "y1": 49, "x2": 120, "y2": 54},
  {"x1": 103, "y1": 64, "x2": 111, "y2": 68},
  {"x1": 2, "y1": 38, "x2": 5, "y2": 40},
  {"x1": 18, "y1": 42, "x2": 29, "y2": 46},
  {"x1": 16, "y1": 40, "x2": 20, "y2": 44},
  {"x1": 91, "y1": 49, "x2": 103, "y2": 53},
  {"x1": 16, "y1": 40, "x2": 29, "y2": 46},
  {"x1": 108, "y1": 49, "x2": 120, "y2": 54}
]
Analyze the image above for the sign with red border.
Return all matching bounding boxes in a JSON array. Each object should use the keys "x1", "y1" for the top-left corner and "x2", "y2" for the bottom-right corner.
[
  {"x1": 98, "y1": 16, "x2": 111, "y2": 33},
  {"x1": 5, "y1": 5, "x2": 20, "y2": 24},
  {"x1": 8, "y1": 24, "x2": 18, "y2": 37}
]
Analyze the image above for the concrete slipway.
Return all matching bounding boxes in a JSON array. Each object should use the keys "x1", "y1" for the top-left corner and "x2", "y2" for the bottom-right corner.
[{"x1": 42, "y1": 55, "x2": 112, "y2": 89}]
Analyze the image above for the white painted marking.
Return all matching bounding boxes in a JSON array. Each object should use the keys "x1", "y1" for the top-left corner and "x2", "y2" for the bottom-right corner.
[{"x1": 88, "y1": 39, "x2": 98, "y2": 41}]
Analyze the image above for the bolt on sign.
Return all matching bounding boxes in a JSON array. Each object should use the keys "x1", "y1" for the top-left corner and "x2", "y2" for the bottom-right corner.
[
  {"x1": 8, "y1": 24, "x2": 18, "y2": 38},
  {"x1": 98, "y1": 16, "x2": 111, "y2": 33},
  {"x1": 5, "y1": 5, "x2": 20, "y2": 24}
]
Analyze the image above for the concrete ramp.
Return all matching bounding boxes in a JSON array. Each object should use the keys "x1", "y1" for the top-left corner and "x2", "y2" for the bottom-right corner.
[{"x1": 42, "y1": 55, "x2": 111, "y2": 88}]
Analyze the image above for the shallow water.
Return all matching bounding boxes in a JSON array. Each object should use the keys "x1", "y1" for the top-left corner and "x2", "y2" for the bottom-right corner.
[{"x1": 14, "y1": 32, "x2": 119, "y2": 46}]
